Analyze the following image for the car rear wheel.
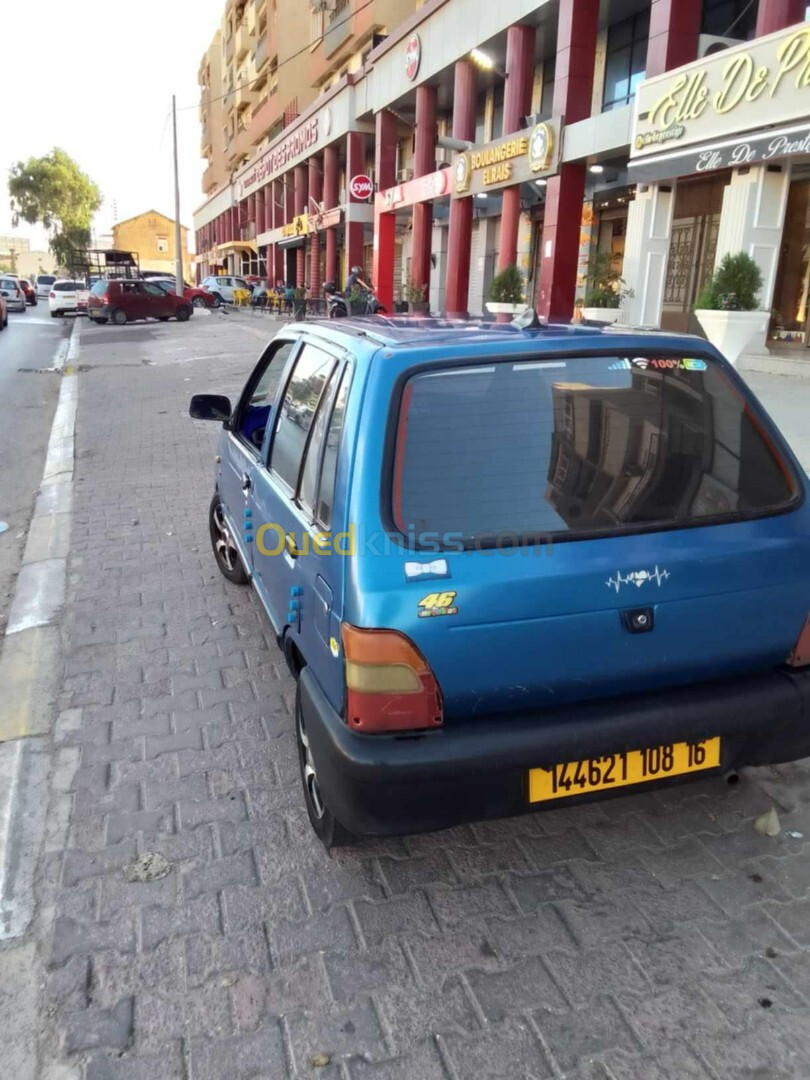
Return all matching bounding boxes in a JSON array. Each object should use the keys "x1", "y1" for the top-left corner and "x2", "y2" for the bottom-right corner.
[
  {"x1": 210, "y1": 293, "x2": 222, "y2": 308},
  {"x1": 111, "y1": 308, "x2": 127, "y2": 326},
  {"x1": 50, "y1": 311, "x2": 58, "y2": 318},
  {"x1": 176, "y1": 305, "x2": 191, "y2": 322},
  {"x1": 91, "y1": 317, "x2": 108, "y2": 325},
  {"x1": 192, "y1": 296, "x2": 207, "y2": 308},
  {"x1": 209, "y1": 494, "x2": 248, "y2": 584},
  {"x1": 296, "y1": 684, "x2": 354, "y2": 849}
]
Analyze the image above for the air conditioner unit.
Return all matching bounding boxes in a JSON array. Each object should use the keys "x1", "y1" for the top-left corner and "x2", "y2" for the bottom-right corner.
[
  {"x1": 697, "y1": 34, "x2": 744, "y2": 58},
  {"x1": 397, "y1": 168, "x2": 413, "y2": 182}
]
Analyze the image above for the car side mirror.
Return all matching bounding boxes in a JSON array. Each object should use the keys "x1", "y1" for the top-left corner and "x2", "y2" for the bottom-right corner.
[{"x1": 189, "y1": 394, "x2": 231, "y2": 423}]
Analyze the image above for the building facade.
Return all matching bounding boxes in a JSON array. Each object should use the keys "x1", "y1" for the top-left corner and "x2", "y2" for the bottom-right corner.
[
  {"x1": 112, "y1": 211, "x2": 190, "y2": 275},
  {"x1": 194, "y1": 0, "x2": 810, "y2": 352}
]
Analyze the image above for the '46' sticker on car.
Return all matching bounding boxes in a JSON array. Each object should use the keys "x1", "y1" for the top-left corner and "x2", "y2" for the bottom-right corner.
[{"x1": 418, "y1": 591, "x2": 458, "y2": 618}]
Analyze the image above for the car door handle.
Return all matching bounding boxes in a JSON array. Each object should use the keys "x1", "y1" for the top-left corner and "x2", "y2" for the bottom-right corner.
[
  {"x1": 241, "y1": 472, "x2": 251, "y2": 493},
  {"x1": 286, "y1": 532, "x2": 299, "y2": 558}
]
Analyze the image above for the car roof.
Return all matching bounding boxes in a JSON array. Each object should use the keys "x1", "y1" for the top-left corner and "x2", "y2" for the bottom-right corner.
[{"x1": 279, "y1": 316, "x2": 717, "y2": 359}]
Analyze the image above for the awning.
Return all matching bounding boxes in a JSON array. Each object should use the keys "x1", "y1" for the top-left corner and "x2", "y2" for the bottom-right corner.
[
  {"x1": 278, "y1": 236, "x2": 306, "y2": 249},
  {"x1": 214, "y1": 240, "x2": 258, "y2": 255}
]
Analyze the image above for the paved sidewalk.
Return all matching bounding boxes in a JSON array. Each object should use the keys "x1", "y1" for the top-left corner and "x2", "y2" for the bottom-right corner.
[{"x1": 38, "y1": 315, "x2": 810, "y2": 1079}]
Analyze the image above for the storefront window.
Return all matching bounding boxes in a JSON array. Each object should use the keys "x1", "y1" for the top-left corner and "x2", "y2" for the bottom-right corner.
[
  {"x1": 770, "y1": 179, "x2": 810, "y2": 347},
  {"x1": 700, "y1": 0, "x2": 757, "y2": 41},
  {"x1": 602, "y1": 12, "x2": 649, "y2": 112}
]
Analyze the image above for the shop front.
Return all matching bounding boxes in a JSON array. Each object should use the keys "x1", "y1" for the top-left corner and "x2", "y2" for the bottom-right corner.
[{"x1": 624, "y1": 22, "x2": 810, "y2": 351}]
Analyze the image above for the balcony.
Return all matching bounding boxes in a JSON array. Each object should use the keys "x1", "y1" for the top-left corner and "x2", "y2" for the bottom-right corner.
[
  {"x1": 233, "y1": 80, "x2": 255, "y2": 113},
  {"x1": 225, "y1": 34, "x2": 234, "y2": 63},
  {"x1": 201, "y1": 126, "x2": 212, "y2": 156},
  {"x1": 235, "y1": 21, "x2": 252, "y2": 62},
  {"x1": 202, "y1": 162, "x2": 220, "y2": 195},
  {"x1": 324, "y1": 0, "x2": 352, "y2": 57},
  {"x1": 248, "y1": 86, "x2": 280, "y2": 147},
  {"x1": 254, "y1": 31, "x2": 268, "y2": 72}
]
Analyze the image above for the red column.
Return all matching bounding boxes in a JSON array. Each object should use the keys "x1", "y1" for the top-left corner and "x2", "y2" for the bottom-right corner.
[
  {"x1": 537, "y1": 0, "x2": 599, "y2": 323},
  {"x1": 271, "y1": 179, "x2": 284, "y2": 284},
  {"x1": 256, "y1": 188, "x2": 266, "y2": 236},
  {"x1": 345, "y1": 131, "x2": 366, "y2": 280},
  {"x1": 294, "y1": 165, "x2": 307, "y2": 287},
  {"x1": 646, "y1": 0, "x2": 701, "y2": 78},
  {"x1": 309, "y1": 156, "x2": 323, "y2": 299},
  {"x1": 445, "y1": 61, "x2": 477, "y2": 318},
  {"x1": 411, "y1": 85, "x2": 437, "y2": 299},
  {"x1": 373, "y1": 109, "x2": 399, "y2": 312},
  {"x1": 756, "y1": 0, "x2": 805, "y2": 34},
  {"x1": 497, "y1": 24, "x2": 536, "y2": 277},
  {"x1": 323, "y1": 144, "x2": 339, "y2": 286}
]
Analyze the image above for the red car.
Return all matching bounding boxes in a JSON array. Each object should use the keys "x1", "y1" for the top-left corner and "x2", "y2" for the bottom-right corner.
[
  {"x1": 0, "y1": 293, "x2": 8, "y2": 330},
  {"x1": 19, "y1": 279, "x2": 37, "y2": 306},
  {"x1": 87, "y1": 279, "x2": 193, "y2": 325},
  {"x1": 149, "y1": 278, "x2": 221, "y2": 309}
]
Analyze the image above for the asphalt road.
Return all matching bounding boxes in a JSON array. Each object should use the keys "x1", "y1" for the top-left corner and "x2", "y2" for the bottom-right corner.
[{"x1": 0, "y1": 304, "x2": 70, "y2": 631}]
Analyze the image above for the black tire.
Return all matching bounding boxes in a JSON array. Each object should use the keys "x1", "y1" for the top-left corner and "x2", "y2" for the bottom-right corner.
[
  {"x1": 295, "y1": 683, "x2": 354, "y2": 849},
  {"x1": 211, "y1": 292, "x2": 223, "y2": 307},
  {"x1": 176, "y1": 305, "x2": 191, "y2": 322},
  {"x1": 111, "y1": 308, "x2": 127, "y2": 325},
  {"x1": 50, "y1": 311, "x2": 58, "y2": 318},
  {"x1": 192, "y1": 295, "x2": 207, "y2": 308},
  {"x1": 330, "y1": 305, "x2": 347, "y2": 319},
  {"x1": 95, "y1": 318, "x2": 108, "y2": 325},
  {"x1": 158, "y1": 316, "x2": 170, "y2": 322},
  {"x1": 209, "y1": 494, "x2": 248, "y2": 584},
  {"x1": 374, "y1": 305, "x2": 387, "y2": 315}
]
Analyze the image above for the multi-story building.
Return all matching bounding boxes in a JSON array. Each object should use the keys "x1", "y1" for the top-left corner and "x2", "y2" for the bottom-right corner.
[
  {"x1": 194, "y1": 0, "x2": 810, "y2": 358},
  {"x1": 112, "y1": 211, "x2": 190, "y2": 275}
]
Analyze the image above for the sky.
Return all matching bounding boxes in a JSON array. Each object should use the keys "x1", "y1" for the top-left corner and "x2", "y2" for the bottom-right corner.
[{"x1": 1, "y1": 0, "x2": 227, "y2": 254}]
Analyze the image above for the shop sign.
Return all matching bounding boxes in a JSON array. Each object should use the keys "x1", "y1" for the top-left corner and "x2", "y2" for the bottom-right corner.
[
  {"x1": 281, "y1": 214, "x2": 309, "y2": 238},
  {"x1": 451, "y1": 121, "x2": 559, "y2": 199},
  {"x1": 379, "y1": 168, "x2": 451, "y2": 211},
  {"x1": 349, "y1": 175, "x2": 374, "y2": 200},
  {"x1": 308, "y1": 207, "x2": 342, "y2": 232},
  {"x1": 405, "y1": 33, "x2": 421, "y2": 81},
  {"x1": 236, "y1": 117, "x2": 320, "y2": 199},
  {"x1": 631, "y1": 24, "x2": 810, "y2": 160},
  {"x1": 629, "y1": 120, "x2": 810, "y2": 181}
]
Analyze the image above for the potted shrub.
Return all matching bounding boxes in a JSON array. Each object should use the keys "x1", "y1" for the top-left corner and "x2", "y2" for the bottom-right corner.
[
  {"x1": 404, "y1": 276, "x2": 429, "y2": 315},
  {"x1": 292, "y1": 286, "x2": 307, "y2": 319},
  {"x1": 348, "y1": 283, "x2": 368, "y2": 316},
  {"x1": 694, "y1": 252, "x2": 768, "y2": 366},
  {"x1": 486, "y1": 265, "x2": 526, "y2": 315},
  {"x1": 582, "y1": 251, "x2": 630, "y2": 324}
]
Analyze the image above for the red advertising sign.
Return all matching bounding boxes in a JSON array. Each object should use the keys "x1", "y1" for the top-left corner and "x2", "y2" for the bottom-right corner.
[
  {"x1": 404, "y1": 33, "x2": 421, "y2": 81},
  {"x1": 349, "y1": 174, "x2": 374, "y2": 201}
]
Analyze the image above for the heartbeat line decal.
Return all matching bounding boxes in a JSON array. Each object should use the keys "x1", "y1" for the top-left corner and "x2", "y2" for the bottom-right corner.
[{"x1": 606, "y1": 566, "x2": 670, "y2": 594}]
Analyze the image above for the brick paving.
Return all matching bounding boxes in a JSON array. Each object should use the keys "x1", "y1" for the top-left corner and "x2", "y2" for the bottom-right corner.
[{"x1": 39, "y1": 312, "x2": 810, "y2": 1078}]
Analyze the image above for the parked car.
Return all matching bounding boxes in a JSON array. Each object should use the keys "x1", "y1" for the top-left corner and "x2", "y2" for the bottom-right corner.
[
  {"x1": 0, "y1": 278, "x2": 26, "y2": 313},
  {"x1": 149, "y1": 278, "x2": 220, "y2": 309},
  {"x1": 88, "y1": 279, "x2": 193, "y2": 325},
  {"x1": 18, "y1": 279, "x2": 37, "y2": 306},
  {"x1": 49, "y1": 280, "x2": 89, "y2": 317},
  {"x1": 34, "y1": 274, "x2": 57, "y2": 299},
  {"x1": 189, "y1": 317, "x2": 810, "y2": 847},
  {"x1": 200, "y1": 275, "x2": 252, "y2": 304},
  {"x1": 0, "y1": 293, "x2": 8, "y2": 330}
]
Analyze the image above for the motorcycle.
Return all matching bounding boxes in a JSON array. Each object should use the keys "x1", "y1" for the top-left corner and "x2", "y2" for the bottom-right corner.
[{"x1": 325, "y1": 283, "x2": 386, "y2": 318}]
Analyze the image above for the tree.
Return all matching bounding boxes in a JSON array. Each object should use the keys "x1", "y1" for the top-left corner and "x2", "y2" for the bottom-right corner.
[{"x1": 8, "y1": 149, "x2": 102, "y2": 268}]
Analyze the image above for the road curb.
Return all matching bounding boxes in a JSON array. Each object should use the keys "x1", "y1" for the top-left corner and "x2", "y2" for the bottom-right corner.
[{"x1": 0, "y1": 316, "x2": 79, "y2": 946}]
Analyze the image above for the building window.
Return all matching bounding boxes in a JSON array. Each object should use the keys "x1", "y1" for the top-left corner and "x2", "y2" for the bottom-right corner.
[
  {"x1": 700, "y1": 0, "x2": 757, "y2": 41},
  {"x1": 602, "y1": 11, "x2": 649, "y2": 112},
  {"x1": 157, "y1": 237, "x2": 169, "y2": 253}
]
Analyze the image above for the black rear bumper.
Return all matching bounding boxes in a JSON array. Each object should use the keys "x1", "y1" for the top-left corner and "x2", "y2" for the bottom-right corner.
[{"x1": 299, "y1": 665, "x2": 810, "y2": 837}]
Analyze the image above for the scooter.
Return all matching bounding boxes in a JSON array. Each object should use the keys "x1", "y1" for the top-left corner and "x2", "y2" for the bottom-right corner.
[{"x1": 324, "y1": 282, "x2": 386, "y2": 318}]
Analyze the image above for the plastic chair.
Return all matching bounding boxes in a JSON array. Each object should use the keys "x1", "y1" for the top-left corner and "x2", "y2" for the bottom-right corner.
[{"x1": 233, "y1": 288, "x2": 251, "y2": 307}]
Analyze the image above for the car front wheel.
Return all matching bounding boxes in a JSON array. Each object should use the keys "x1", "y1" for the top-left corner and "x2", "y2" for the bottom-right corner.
[
  {"x1": 209, "y1": 494, "x2": 248, "y2": 584},
  {"x1": 296, "y1": 683, "x2": 354, "y2": 849},
  {"x1": 192, "y1": 296, "x2": 207, "y2": 308},
  {"x1": 176, "y1": 305, "x2": 191, "y2": 322}
]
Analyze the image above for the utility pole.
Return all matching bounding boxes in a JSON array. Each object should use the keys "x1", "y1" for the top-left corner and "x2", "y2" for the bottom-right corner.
[{"x1": 172, "y1": 94, "x2": 184, "y2": 295}]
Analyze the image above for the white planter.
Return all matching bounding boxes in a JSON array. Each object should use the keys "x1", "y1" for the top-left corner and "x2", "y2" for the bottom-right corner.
[
  {"x1": 485, "y1": 302, "x2": 527, "y2": 315},
  {"x1": 694, "y1": 309, "x2": 769, "y2": 367},
  {"x1": 582, "y1": 307, "x2": 621, "y2": 324}
]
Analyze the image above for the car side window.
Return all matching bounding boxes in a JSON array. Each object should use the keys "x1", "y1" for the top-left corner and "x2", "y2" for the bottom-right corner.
[
  {"x1": 143, "y1": 283, "x2": 166, "y2": 297},
  {"x1": 269, "y1": 344, "x2": 336, "y2": 492},
  {"x1": 316, "y1": 368, "x2": 350, "y2": 528},
  {"x1": 298, "y1": 367, "x2": 342, "y2": 517},
  {"x1": 121, "y1": 281, "x2": 142, "y2": 294},
  {"x1": 236, "y1": 341, "x2": 295, "y2": 451}
]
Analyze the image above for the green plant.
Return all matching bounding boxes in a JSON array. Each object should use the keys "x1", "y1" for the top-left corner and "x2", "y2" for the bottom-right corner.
[
  {"x1": 293, "y1": 286, "x2": 306, "y2": 300},
  {"x1": 584, "y1": 250, "x2": 629, "y2": 308},
  {"x1": 694, "y1": 252, "x2": 764, "y2": 311},
  {"x1": 404, "y1": 276, "x2": 426, "y2": 304},
  {"x1": 489, "y1": 264, "x2": 525, "y2": 304}
]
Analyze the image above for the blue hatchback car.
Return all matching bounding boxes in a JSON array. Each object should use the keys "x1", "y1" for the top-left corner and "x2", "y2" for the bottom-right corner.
[{"x1": 190, "y1": 317, "x2": 810, "y2": 847}]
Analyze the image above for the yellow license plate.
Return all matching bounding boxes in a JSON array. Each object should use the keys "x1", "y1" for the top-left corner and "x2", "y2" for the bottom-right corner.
[{"x1": 528, "y1": 737, "x2": 721, "y2": 803}]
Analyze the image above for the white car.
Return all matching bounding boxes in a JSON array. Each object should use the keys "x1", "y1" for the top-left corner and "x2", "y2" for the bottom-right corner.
[
  {"x1": 0, "y1": 277, "x2": 26, "y2": 313},
  {"x1": 49, "y1": 280, "x2": 89, "y2": 317},
  {"x1": 200, "y1": 275, "x2": 251, "y2": 304},
  {"x1": 35, "y1": 274, "x2": 57, "y2": 299}
]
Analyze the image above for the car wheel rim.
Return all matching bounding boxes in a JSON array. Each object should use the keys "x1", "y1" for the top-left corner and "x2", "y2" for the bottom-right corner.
[
  {"x1": 193, "y1": 297, "x2": 204, "y2": 307},
  {"x1": 212, "y1": 503, "x2": 238, "y2": 572},
  {"x1": 297, "y1": 712, "x2": 325, "y2": 820}
]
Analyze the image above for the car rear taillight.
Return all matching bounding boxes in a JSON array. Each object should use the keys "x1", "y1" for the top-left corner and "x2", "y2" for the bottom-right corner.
[
  {"x1": 49, "y1": 291, "x2": 56, "y2": 299},
  {"x1": 341, "y1": 624, "x2": 443, "y2": 734},
  {"x1": 787, "y1": 615, "x2": 810, "y2": 667}
]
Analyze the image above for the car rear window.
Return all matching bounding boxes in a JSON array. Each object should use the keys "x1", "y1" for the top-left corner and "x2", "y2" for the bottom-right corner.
[
  {"x1": 1, "y1": 279, "x2": 19, "y2": 289},
  {"x1": 54, "y1": 282, "x2": 81, "y2": 291},
  {"x1": 91, "y1": 281, "x2": 108, "y2": 295},
  {"x1": 38, "y1": 276, "x2": 56, "y2": 284},
  {"x1": 391, "y1": 355, "x2": 800, "y2": 547}
]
